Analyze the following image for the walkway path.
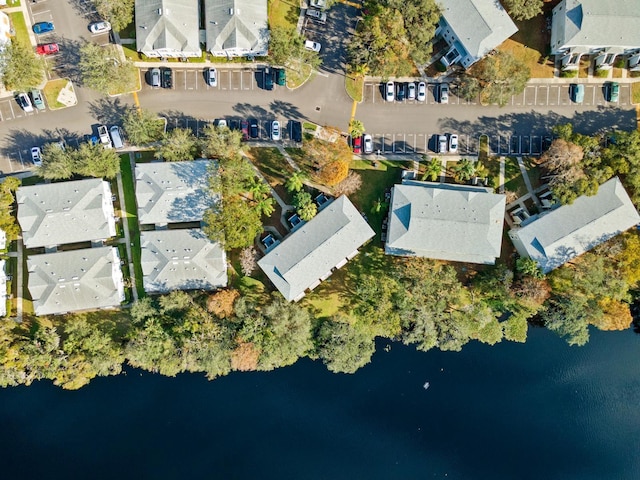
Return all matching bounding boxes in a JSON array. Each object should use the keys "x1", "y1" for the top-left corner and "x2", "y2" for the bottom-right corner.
[
  {"x1": 516, "y1": 156, "x2": 540, "y2": 208},
  {"x1": 15, "y1": 237, "x2": 23, "y2": 322},
  {"x1": 117, "y1": 154, "x2": 138, "y2": 302},
  {"x1": 498, "y1": 157, "x2": 506, "y2": 194}
]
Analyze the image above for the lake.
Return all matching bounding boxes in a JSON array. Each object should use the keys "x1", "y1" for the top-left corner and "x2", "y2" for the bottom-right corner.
[{"x1": 1, "y1": 326, "x2": 639, "y2": 479}]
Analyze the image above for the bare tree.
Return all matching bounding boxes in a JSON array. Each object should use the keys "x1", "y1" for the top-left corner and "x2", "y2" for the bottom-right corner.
[
  {"x1": 239, "y1": 247, "x2": 258, "y2": 276},
  {"x1": 333, "y1": 171, "x2": 362, "y2": 197}
]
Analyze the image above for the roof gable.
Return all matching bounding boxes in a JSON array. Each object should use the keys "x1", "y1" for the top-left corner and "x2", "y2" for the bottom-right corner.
[
  {"x1": 135, "y1": 0, "x2": 201, "y2": 54},
  {"x1": 205, "y1": 0, "x2": 268, "y2": 54}
]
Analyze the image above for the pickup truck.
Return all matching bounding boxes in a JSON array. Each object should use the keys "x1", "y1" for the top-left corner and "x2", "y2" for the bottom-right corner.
[{"x1": 97, "y1": 125, "x2": 113, "y2": 148}]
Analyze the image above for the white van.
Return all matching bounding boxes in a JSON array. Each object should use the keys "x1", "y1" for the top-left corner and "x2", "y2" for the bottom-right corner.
[{"x1": 109, "y1": 126, "x2": 124, "y2": 149}]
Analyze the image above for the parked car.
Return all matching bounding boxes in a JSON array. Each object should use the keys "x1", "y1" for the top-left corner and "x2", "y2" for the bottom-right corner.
[
  {"x1": 417, "y1": 81, "x2": 426, "y2": 102},
  {"x1": 241, "y1": 120, "x2": 250, "y2": 140},
  {"x1": 352, "y1": 136, "x2": 362, "y2": 154},
  {"x1": 449, "y1": 134, "x2": 458, "y2": 153},
  {"x1": 16, "y1": 93, "x2": 33, "y2": 112},
  {"x1": 207, "y1": 67, "x2": 217, "y2": 87},
  {"x1": 264, "y1": 67, "x2": 274, "y2": 90},
  {"x1": 249, "y1": 118, "x2": 259, "y2": 139},
  {"x1": 276, "y1": 68, "x2": 286, "y2": 86},
  {"x1": 36, "y1": 43, "x2": 59, "y2": 55},
  {"x1": 438, "y1": 135, "x2": 448, "y2": 154},
  {"x1": 216, "y1": 119, "x2": 227, "y2": 129},
  {"x1": 306, "y1": 8, "x2": 327, "y2": 23},
  {"x1": 396, "y1": 82, "x2": 406, "y2": 102},
  {"x1": 229, "y1": 119, "x2": 239, "y2": 131},
  {"x1": 310, "y1": 0, "x2": 327, "y2": 9},
  {"x1": 363, "y1": 134, "x2": 373, "y2": 154},
  {"x1": 608, "y1": 82, "x2": 620, "y2": 102},
  {"x1": 161, "y1": 68, "x2": 172, "y2": 88},
  {"x1": 439, "y1": 83, "x2": 449, "y2": 103},
  {"x1": 31, "y1": 147, "x2": 42, "y2": 167},
  {"x1": 30, "y1": 89, "x2": 45, "y2": 110},
  {"x1": 407, "y1": 82, "x2": 416, "y2": 100},
  {"x1": 571, "y1": 83, "x2": 584, "y2": 103},
  {"x1": 149, "y1": 68, "x2": 161, "y2": 87},
  {"x1": 109, "y1": 126, "x2": 124, "y2": 149},
  {"x1": 385, "y1": 81, "x2": 395, "y2": 102},
  {"x1": 33, "y1": 22, "x2": 54, "y2": 34},
  {"x1": 89, "y1": 21, "x2": 111, "y2": 34},
  {"x1": 290, "y1": 120, "x2": 302, "y2": 142},
  {"x1": 98, "y1": 125, "x2": 112, "y2": 148},
  {"x1": 271, "y1": 121, "x2": 281, "y2": 141},
  {"x1": 304, "y1": 40, "x2": 322, "y2": 52}
]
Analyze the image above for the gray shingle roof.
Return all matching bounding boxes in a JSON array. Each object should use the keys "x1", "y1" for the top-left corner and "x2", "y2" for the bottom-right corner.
[
  {"x1": 509, "y1": 177, "x2": 640, "y2": 273},
  {"x1": 141, "y1": 229, "x2": 227, "y2": 293},
  {"x1": 258, "y1": 195, "x2": 375, "y2": 302},
  {"x1": 135, "y1": 160, "x2": 215, "y2": 225},
  {"x1": 440, "y1": 0, "x2": 517, "y2": 60},
  {"x1": 551, "y1": 0, "x2": 640, "y2": 53},
  {"x1": 385, "y1": 180, "x2": 506, "y2": 264},
  {"x1": 17, "y1": 179, "x2": 116, "y2": 248},
  {"x1": 205, "y1": 0, "x2": 269, "y2": 56},
  {"x1": 135, "y1": 0, "x2": 201, "y2": 56},
  {"x1": 27, "y1": 247, "x2": 125, "y2": 316}
]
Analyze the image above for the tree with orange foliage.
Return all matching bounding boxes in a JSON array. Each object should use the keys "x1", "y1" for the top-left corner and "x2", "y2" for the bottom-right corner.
[
  {"x1": 304, "y1": 133, "x2": 352, "y2": 186},
  {"x1": 207, "y1": 289, "x2": 240, "y2": 319},
  {"x1": 594, "y1": 298, "x2": 633, "y2": 331},
  {"x1": 231, "y1": 342, "x2": 260, "y2": 371},
  {"x1": 317, "y1": 160, "x2": 349, "y2": 186}
]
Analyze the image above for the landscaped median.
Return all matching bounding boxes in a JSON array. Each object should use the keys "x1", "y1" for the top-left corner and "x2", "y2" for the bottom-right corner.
[
  {"x1": 43, "y1": 79, "x2": 77, "y2": 110},
  {"x1": 345, "y1": 75, "x2": 364, "y2": 102},
  {"x1": 119, "y1": 154, "x2": 145, "y2": 299}
]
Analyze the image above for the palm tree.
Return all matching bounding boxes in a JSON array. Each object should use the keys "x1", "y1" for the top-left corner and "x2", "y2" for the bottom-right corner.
[
  {"x1": 349, "y1": 119, "x2": 365, "y2": 138},
  {"x1": 285, "y1": 171, "x2": 305, "y2": 193},
  {"x1": 423, "y1": 158, "x2": 443, "y2": 181},
  {"x1": 353, "y1": 63, "x2": 369, "y2": 78},
  {"x1": 254, "y1": 197, "x2": 275, "y2": 217},
  {"x1": 248, "y1": 177, "x2": 270, "y2": 199},
  {"x1": 297, "y1": 201, "x2": 317, "y2": 221},
  {"x1": 453, "y1": 158, "x2": 476, "y2": 183}
]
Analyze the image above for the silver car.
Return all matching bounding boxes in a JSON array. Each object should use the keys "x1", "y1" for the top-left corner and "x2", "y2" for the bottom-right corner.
[
  {"x1": 385, "y1": 81, "x2": 394, "y2": 102},
  {"x1": 417, "y1": 82, "x2": 426, "y2": 102},
  {"x1": 407, "y1": 82, "x2": 416, "y2": 100},
  {"x1": 438, "y1": 135, "x2": 448, "y2": 154},
  {"x1": 440, "y1": 83, "x2": 449, "y2": 104}
]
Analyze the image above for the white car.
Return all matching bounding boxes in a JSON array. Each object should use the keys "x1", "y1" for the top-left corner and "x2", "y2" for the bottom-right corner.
[
  {"x1": 89, "y1": 21, "x2": 111, "y2": 34},
  {"x1": 216, "y1": 119, "x2": 227, "y2": 129},
  {"x1": 306, "y1": 9, "x2": 327, "y2": 24},
  {"x1": 449, "y1": 134, "x2": 458, "y2": 153},
  {"x1": 17, "y1": 92, "x2": 33, "y2": 112},
  {"x1": 310, "y1": 0, "x2": 327, "y2": 9},
  {"x1": 438, "y1": 135, "x2": 448, "y2": 154},
  {"x1": 207, "y1": 67, "x2": 217, "y2": 87},
  {"x1": 31, "y1": 147, "x2": 42, "y2": 166},
  {"x1": 304, "y1": 40, "x2": 322, "y2": 52},
  {"x1": 271, "y1": 120, "x2": 281, "y2": 141},
  {"x1": 440, "y1": 83, "x2": 449, "y2": 104},
  {"x1": 363, "y1": 134, "x2": 373, "y2": 154},
  {"x1": 407, "y1": 82, "x2": 416, "y2": 100},
  {"x1": 417, "y1": 82, "x2": 426, "y2": 102},
  {"x1": 97, "y1": 125, "x2": 112, "y2": 148},
  {"x1": 385, "y1": 81, "x2": 394, "y2": 102}
]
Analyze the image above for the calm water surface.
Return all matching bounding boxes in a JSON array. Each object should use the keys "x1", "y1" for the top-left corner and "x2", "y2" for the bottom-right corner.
[{"x1": 1, "y1": 327, "x2": 639, "y2": 479}]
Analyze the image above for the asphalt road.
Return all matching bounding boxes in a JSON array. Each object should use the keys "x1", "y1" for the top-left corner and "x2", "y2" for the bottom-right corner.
[{"x1": 0, "y1": 0, "x2": 637, "y2": 174}]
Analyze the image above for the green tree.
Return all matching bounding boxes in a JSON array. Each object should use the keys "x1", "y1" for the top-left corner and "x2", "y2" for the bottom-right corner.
[
  {"x1": 39, "y1": 143, "x2": 75, "y2": 180},
  {"x1": 516, "y1": 257, "x2": 544, "y2": 278},
  {"x1": 155, "y1": 128, "x2": 199, "y2": 161},
  {"x1": 293, "y1": 191, "x2": 317, "y2": 220},
  {"x1": 452, "y1": 158, "x2": 476, "y2": 182},
  {"x1": 203, "y1": 196, "x2": 262, "y2": 250},
  {"x1": 201, "y1": 124, "x2": 243, "y2": 159},
  {"x1": 502, "y1": 0, "x2": 543, "y2": 21},
  {"x1": 423, "y1": 157, "x2": 442, "y2": 181},
  {"x1": 315, "y1": 316, "x2": 376, "y2": 374},
  {"x1": 122, "y1": 108, "x2": 165, "y2": 145},
  {"x1": 253, "y1": 196, "x2": 275, "y2": 217},
  {"x1": 72, "y1": 142, "x2": 121, "y2": 179},
  {"x1": 458, "y1": 76, "x2": 481, "y2": 101},
  {"x1": 0, "y1": 40, "x2": 44, "y2": 91},
  {"x1": 79, "y1": 43, "x2": 138, "y2": 95},
  {"x1": 285, "y1": 171, "x2": 305, "y2": 193},
  {"x1": 217, "y1": 155, "x2": 255, "y2": 197},
  {"x1": 0, "y1": 177, "x2": 21, "y2": 241},
  {"x1": 349, "y1": 119, "x2": 365, "y2": 138},
  {"x1": 92, "y1": 0, "x2": 135, "y2": 32},
  {"x1": 470, "y1": 51, "x2": 531, "y2": 106}
]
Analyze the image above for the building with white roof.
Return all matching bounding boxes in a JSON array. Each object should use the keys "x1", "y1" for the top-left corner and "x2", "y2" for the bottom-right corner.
[
  {"x1": 17, "y1": 179, "x2": 116, "y2": 249},
  {"x1": 385, "y1": 180, "x2": 506, "y2": 265},
  {"x1": 258, "y1": 196, "x2": 375, "y2": 302},
  {"x1": 27, "y1": 247, "x2": 125, "y2": 316},
  {"x1": 141, "y1": 229, "x2": 227, "y2": 294},
  {"x1": 205, "y1": 0, "x2": 269, "y2": 57},
  {"x1": 509, "y1": 177, "x2": 640, "y2": 273}
]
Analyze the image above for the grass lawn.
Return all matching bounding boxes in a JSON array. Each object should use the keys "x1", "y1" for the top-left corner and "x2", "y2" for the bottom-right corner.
[
  {"x1": 119, "y1": 155, "x2": 145, "y2": 299},
  {"x1": 483, "y1": 157, "x2": 501, "y2": 190},
  {"x1": 523, "y1": 157, "x2": 542, "y2": 190},
  {"x1": 268, "y1": 0, "x2": 299, "y2": 29},
  {"x1": 345, "y1": 75, "x2": 364, "y2": 102},
  {"x1": 8, "y1": 12, "x2": 28, "y2": 46},
  {"x1": 286, "y1": 58, "x2": 313, "y2": 89},
  {"x1": 133, "y1": 150, "x2": 156, "y2": 162},
  {"x1": 479, "y1": 135, "x2": 489, "y2": 161},
  {"x1": 498, "y1": 11, "x2": 554, "y2": 79},
  {"x1": 632, "y1": 83, "x2": 640, "y2": 104},
  {"x1": 119, "y1": 23, "x2": 136, "y2": 39},
  {"x1": 503, "y1": 157, "x2": 527, "y2": 197},
  {"x1": 43, "y1": 79, "x2": 73, "y2": 110},
  {"x1": 247, "y1": 147, "x2": 294, "y2": 188}
]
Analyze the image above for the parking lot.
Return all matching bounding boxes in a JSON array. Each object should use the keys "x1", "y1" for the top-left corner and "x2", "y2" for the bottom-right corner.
[
  {"x1": 363, "y1": 81, "x2": 633, "y2": 107},
  {"x1": 140, "y1": 67, "x2": 287, "y2": 92}
]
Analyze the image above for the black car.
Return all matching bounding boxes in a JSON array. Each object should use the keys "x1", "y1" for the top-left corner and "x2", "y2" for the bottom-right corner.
[
  {"x1": 290, "y1": 121, "x2": 302, "y2": 142},
  {"x1": 229, "y1": 119, "x2": 239, "y2": 131},
  {"x1": 264, "y1": 67, "x2": 274, "y2": 90},
  {"x1": 161, "y1": 68, "x2": 172, "y2": 88},
  {"x1": 249, "y1": 118, "x2": 259, "y2": 138},
  {"x1": 396, "y1": 82, "x2": 406, "y2": 101}
]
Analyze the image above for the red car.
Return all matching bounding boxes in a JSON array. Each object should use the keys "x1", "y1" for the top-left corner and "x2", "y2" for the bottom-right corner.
[
  {"x1": 36, "y1": 43, "x2": 59, "y2": 55},
  {"x1": 352, "y1": 136, "x2": 362, "y2": 154}
]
